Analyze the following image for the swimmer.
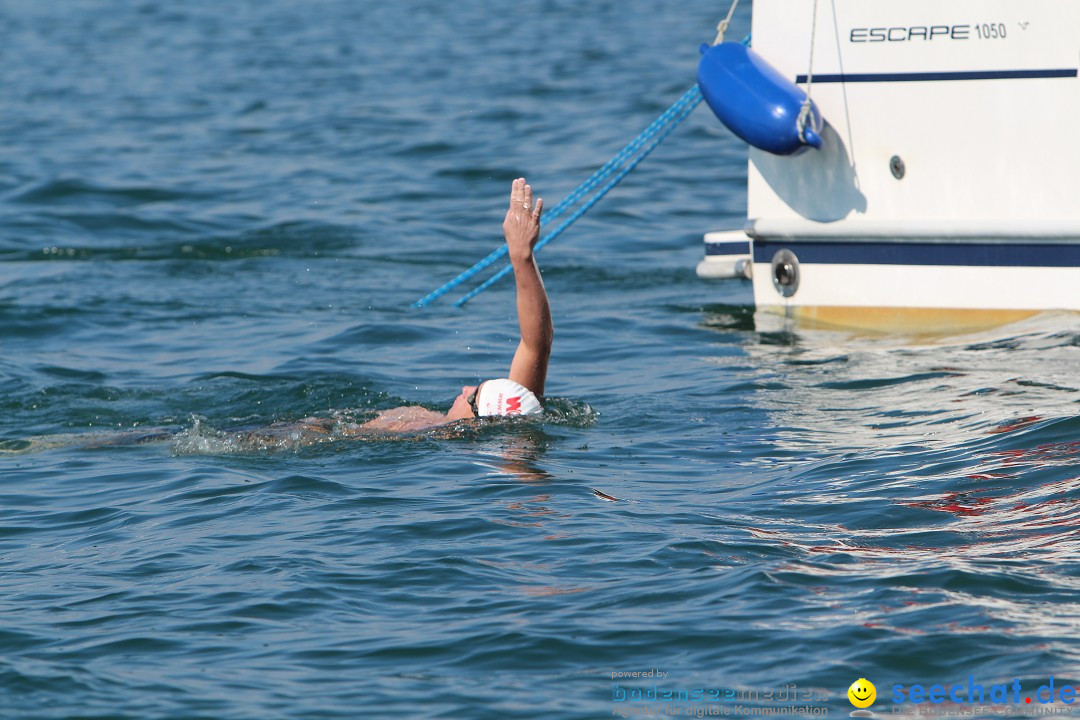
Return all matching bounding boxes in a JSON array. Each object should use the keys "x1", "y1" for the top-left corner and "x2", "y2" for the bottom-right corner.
[
  {"x1": 1, "y1": 178, "x2": 552, "y2": 454},
  {"x1": 347, "y1": 176, "x2": 551, "y2": 433}
]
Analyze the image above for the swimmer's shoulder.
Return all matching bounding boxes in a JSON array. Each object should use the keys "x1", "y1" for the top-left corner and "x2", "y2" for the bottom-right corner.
[{"x1": 351, "y1": 406, "x2": 450, "y2": 434}]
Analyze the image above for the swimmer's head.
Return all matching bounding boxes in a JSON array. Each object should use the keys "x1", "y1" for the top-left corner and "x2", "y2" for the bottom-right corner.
[
  {"x1": 449, "y1": 379, "x2": 542, "y2": 420},
  {"x1": 472, "y1": 378, "x2": 542, "y2": 417}
]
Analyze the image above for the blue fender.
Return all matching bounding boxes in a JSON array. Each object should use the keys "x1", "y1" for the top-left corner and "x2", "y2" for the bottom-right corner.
[{"x1": 697, "y1": 42, "x2": 823, "y2": 156}]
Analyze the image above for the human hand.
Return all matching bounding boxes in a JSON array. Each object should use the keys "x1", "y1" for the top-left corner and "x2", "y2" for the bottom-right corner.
[{"x1": 502, "y1": 177, "x2": 543, "y2": 261}]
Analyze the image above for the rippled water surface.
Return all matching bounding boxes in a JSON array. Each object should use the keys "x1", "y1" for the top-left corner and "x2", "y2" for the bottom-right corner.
[{"x1": 2, "y1": 1, "x2": 1078, "y2": 718}]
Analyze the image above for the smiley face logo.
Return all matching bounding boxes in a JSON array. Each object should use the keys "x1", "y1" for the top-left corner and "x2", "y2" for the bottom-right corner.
[{"x1": 848, "y1": 678, "x2": 876, "y2": 708}]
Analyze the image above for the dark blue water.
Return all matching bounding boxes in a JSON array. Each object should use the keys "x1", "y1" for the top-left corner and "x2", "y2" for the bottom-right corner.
[{"x1": 2, "y1": 2, "x2": 1078, "y2": 718}]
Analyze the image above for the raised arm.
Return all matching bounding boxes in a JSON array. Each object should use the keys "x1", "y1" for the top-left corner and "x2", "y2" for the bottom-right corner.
[{"x1": 503, "y1": 178, "x2": 552, "y2": 397}]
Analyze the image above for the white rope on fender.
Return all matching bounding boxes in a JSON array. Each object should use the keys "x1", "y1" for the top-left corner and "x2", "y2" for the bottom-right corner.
[
  {"x1": 796, "y1": 0, "x2": 820, "y2": 143},
  {"x1": 713, "y1": 0, "x2": 741, "y2": 45}
]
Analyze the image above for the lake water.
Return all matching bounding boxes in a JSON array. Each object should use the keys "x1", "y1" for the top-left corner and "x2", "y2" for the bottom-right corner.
[{"x1": 2, "y1": 1, "x2": 1078, "y2": 718}]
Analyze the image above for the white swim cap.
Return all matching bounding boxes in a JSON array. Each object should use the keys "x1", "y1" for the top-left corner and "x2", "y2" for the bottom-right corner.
[{"x1": 476, "y1": 378, "x2": 543, "y2": 417}]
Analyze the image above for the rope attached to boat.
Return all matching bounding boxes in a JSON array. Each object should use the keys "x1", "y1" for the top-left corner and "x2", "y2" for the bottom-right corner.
[
  {"x1": 713, "y1": 0, "x2": 741, "y2": 45},
  {"x1": 796, "y1": 0, "x2": 820, "y2": 143},
  {"x1": 412, "y1": 85, "x2": 703, "y2": 308},
  {"x1": 452, "y1": 90, "x2": 702, "y2": 307}
]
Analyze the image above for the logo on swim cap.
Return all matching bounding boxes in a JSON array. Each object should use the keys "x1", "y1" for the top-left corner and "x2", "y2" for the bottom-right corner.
[{"x1": 476, "y1": 379, "x2": 542, "y2": 417}]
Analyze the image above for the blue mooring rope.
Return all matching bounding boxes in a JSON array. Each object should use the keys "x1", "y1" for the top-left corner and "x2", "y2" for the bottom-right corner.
[
  {"x1": 454, "y1": 88, "x2": 702, "y2": 307},
  {"x1": 412, "y1": 84, "x2": 704, "y2": 308}
]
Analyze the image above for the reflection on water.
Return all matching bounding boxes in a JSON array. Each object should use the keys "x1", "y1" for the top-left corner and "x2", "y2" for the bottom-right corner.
[
  {"x1": 694, "y1": 308, "x2": 1080, "y2": 652},
  {"x1": 701, "y1": 310, "x2": 1080, "y2": 457}
]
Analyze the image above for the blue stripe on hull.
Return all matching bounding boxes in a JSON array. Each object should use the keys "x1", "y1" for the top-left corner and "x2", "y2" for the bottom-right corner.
[
  {"x1": 752, "y1": 240, "x2": 1080, "y2": 267},
  {"x1": 795, "y1": 68, "x2": 1078, "y2": 84}
]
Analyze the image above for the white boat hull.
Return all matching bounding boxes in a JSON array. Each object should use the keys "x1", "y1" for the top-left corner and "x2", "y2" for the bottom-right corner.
[{"x1": 701, "y1": 0, "x2": 1080, "y2": 329}]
